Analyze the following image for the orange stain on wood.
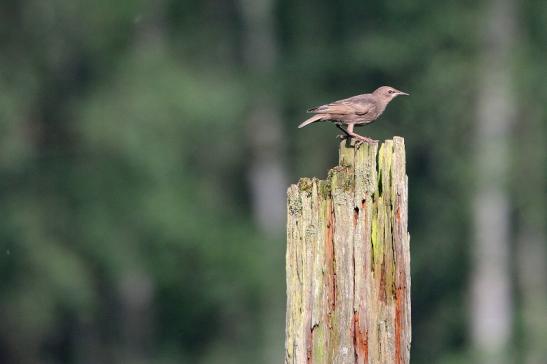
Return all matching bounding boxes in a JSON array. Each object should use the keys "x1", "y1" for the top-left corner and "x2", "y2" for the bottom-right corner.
[
  {"x1": 395, "y1": 284, "x2": 405, "y2": 364},
  {"x1": 353, "y1": 311, "x2": 369, "y2": 364},
  {"x1": 325, "y1": 200, "x2": 336, "y2": 314}
]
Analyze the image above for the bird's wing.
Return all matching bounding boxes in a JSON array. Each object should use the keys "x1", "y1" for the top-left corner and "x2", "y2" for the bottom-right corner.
[{"x1": 307, "y1": 95, "x2": 374, "y2": 115}]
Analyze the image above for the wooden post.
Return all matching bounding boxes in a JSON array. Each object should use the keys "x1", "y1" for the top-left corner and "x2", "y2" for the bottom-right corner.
[{"x1": 285, "y1": 137, "x2": 411, "y2": 364}]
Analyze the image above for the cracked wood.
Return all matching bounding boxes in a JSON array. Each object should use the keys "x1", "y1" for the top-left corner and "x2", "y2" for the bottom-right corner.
[{"x1": 285, "y1": 137, "x2": 411, "y2": 364}]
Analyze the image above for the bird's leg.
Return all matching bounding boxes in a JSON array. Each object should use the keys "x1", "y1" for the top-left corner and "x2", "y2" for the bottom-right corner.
[
  {"x1": 335, "y1": 123, "x2": 351, "y2": 140},
  {"x1": 346, "y1": 124, "x2": 378, "y2": 145}
]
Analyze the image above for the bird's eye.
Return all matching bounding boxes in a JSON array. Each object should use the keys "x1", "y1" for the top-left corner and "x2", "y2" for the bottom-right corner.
[{"x1": 388, "y1": 90, "x2": 394, "y2": 94}]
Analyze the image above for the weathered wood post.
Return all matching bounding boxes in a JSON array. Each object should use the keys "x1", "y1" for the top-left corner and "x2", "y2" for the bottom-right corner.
[{"x1": 285, "y1": 137, "x2": 411, "y2": 364}]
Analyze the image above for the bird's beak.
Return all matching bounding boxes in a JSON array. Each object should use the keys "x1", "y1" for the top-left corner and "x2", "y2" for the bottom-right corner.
[{"x1": 397, "y1": 91, "x2": 409, "y2": 96}]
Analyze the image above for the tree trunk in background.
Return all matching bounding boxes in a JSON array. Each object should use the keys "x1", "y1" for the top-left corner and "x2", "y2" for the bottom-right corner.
[
  {"x1": 104, "y1": 4, "x2": 163, "y2": 362},
  {"x1": 286, "y1": 138, "x2": 411, "y2": 364},
  {"x1": 238, "y1": 0, "x2": 288, "y2": 236},
  {"x1": 238, "y1": 2, "x2": 288, "y2": 362},
  {"x1": 471, "y1": 0, "x2": 516, "y2": 362},
  {"x1": 118, "y1": 270, "x2": 154, "y2": 363},
  {"x1": 515, "y1": 106, "x2": 547, "y2": 363}
]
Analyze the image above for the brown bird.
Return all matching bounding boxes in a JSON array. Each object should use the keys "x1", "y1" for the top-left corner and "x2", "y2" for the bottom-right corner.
[{"x1": 299, "y1": 86, "x2": 409, "y2": 143}]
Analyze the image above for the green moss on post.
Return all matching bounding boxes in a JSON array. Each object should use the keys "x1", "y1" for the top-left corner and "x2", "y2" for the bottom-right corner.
[{"x1": 285, "y1": 137, "x2": 411, "y2": 364}]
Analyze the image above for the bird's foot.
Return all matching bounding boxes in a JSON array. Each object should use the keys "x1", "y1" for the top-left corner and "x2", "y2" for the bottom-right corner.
[
  {"x1": 337, "y1": 133, "x2": 377, "y2": 145},
  {"x1": 354, "y1": 136, "x2": 378, "y2": 146}
]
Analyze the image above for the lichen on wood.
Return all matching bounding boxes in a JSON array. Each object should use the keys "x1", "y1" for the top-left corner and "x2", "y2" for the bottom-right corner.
[{"x1": 285, "y1": 137, "x2": 411, "y2": 364}]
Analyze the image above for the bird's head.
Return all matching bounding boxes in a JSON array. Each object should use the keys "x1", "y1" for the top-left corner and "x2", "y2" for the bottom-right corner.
[{"x1": 374, "y1": 86, "x2": 409, "y2": 102}]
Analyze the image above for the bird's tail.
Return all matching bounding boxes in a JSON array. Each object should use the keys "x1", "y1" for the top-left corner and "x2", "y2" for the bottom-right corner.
[{"x1": 298, "y1": 114, "x2": 323, "y2": 128}]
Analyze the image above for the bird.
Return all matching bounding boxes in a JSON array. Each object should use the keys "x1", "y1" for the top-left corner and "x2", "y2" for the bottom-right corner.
[{"x1": 298, "y1": 86, "x2": 409, "y2": 143}]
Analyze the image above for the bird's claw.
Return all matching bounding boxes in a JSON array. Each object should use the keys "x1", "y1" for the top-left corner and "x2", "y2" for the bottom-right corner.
[
  {"x1": 336, "y1": 133, "x2": 377, "y2": 145},
  {"x1": 354, "y1": 137, "x2": 378, "y2": 146}
]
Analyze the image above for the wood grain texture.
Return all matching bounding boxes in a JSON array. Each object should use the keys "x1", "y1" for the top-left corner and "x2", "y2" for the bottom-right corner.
[{"x1": 285, "y1": 137, "x2": 410, "y2": 364}]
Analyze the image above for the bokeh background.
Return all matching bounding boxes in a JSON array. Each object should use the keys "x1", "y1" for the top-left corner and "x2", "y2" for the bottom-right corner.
[{"x1": 0, "y1": 0, "x2": 546, "y2": 363}]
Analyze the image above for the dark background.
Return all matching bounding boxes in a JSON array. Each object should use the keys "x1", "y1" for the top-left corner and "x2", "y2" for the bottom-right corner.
[{"x1": 0, "y1": 0, "x2": 545, "y2": 363}]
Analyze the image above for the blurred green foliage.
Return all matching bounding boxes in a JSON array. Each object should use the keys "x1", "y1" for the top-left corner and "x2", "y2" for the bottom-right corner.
[{"x1": 0, "y1": 0, "x2": 545, "y2": 363}]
